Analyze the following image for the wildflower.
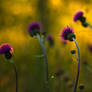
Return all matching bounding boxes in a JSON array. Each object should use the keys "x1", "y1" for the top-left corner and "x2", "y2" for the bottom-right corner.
[
  {"x1": 28, "y1": 22, "x2": 42, "y2": 37},
  {"x1": 74, "y1": 11, "x2": 84, "y2": 22},
  {"x1": 60, "y1": 26, "x2": 76, "y2": 41},
  {"x1": 0, "y1": 43, "x2": 13, "y2": 59},
  {"x1": 73, "y1": 11, "x2": 89, "y2": 27},
  {"x1": 0, "y1": 43, "x2": 18, "y2": 92},
  {"x1": 27, "y1": 22, "x2": 49, "y2": 91},
  {"x1": 60, "y1": 26, "x2": 80, "y2": 92}
]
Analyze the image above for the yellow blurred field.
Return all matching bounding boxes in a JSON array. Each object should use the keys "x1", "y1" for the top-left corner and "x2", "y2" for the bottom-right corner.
[{"x1": 0, "y1": 0, "x2": 92, "y2": 92}]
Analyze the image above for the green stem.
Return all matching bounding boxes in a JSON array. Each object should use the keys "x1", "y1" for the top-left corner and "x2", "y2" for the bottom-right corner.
[
  {"x1": 11, "y1": 60, "x2": 18, "y2": 92},
  {"x1": 73, "y1": 38, "x2": 80, "y2": 92},
  {"x1": 36, "y1": 34, "x2": 49, "y2": 92}
]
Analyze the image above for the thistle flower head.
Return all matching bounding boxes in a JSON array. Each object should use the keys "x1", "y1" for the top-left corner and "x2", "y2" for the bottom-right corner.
[
  {"x1": 60, "y1": 26, "x2": 75, "y2": 41},
  {"x1": 0, "y1": 43, "x2": 13, "y2": 59},
  {"x1": 47, "y1": 35, "x2": 54, "y2": 46},
  {"x1": 28, "y1": 22, "x2": 42, "y2": 37},
  {"x1": 73, "y1": 11, "x2": 84, "y2": 22}
]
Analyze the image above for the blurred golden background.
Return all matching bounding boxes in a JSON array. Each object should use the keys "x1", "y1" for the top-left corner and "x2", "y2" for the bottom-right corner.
[{"x1": 0, "y1": 0, "x2": 92, "y2": 92}]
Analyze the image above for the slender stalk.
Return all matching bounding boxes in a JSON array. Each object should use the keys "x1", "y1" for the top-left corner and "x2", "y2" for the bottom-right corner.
[
  {"x1": 36, "y1": 34, "x2": 49, "y2": 91},
  {"x1": 73, "y1": 38, "x2": 80, "y2": 92},
  {"x1": 40, "y1": 39, "x2": 49, "y2": 82},
  {"x1": 11, "y1": 60, "x2": 18, "y2": 92}
]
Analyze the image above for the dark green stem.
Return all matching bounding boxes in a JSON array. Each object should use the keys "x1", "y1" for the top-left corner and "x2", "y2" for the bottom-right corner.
[
  {"x1": 73, "y1": 38, "x2": 80, "y2": 92},
  {"x1": 36, "y1": 35, "x2": 49, "y2": 92},
  {"x1": 11, "y1": 61, "x2": 18, "y2": 92}
]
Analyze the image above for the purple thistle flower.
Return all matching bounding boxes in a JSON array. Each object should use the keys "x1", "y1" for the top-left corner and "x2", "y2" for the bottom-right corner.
[
  {"x1": 0, "y1": 43, "x2": 13, "y2": 54},
  {"x1": 60, "y1": 27, "x2": 80, "y2": 92},
  {"x1": 0, "y1": 43, "x2": 13, "y2": 59},
  {"x1": 0, "y1": 44, "x2": 18, "y2": 92},
  {"x1": 73, "y1": 11, "x2": 89, "y2": 27},
  {"x1": 47, "y1": 35, "x2": 54, "y2": 46},
  {"x1": 28, "y1": 22, "x2": 42, "y2": 37},
  {"x1": 28, "y1": 22, "x2": 49, "y2": 91},
  {"x1": 73, "y1": 11, "x2": 84, "y2": 22},
  {"x1": 60, "y1": 26, "x2": 75, "y2": 41}
]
